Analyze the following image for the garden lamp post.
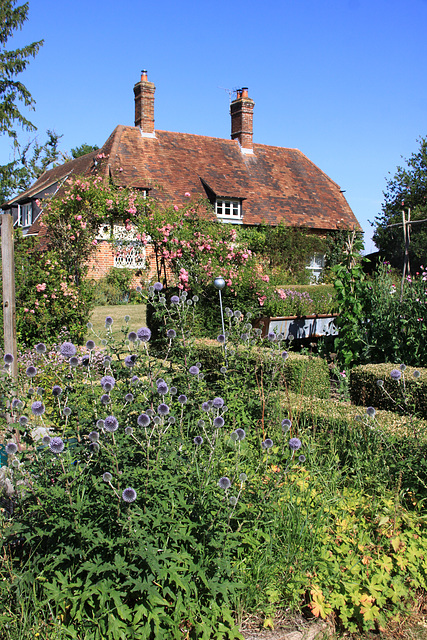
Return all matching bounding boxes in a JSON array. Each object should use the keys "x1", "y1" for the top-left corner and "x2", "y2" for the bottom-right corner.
[{"x1": 213, "y1": 276, "x2": 226, "y2": 350}]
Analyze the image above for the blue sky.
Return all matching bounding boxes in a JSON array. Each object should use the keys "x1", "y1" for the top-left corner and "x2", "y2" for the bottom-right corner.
[{"x1": 2, "y1": 0, "x2": 427, "y2": 253}]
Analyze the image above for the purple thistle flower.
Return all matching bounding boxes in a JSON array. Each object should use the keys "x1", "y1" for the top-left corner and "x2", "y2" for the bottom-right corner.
[
  {"x1": 281, "y1": 419, "x2": 292, "y2": 432},
  {"x1": 42, "y1": 435, "x2": 51, "y2": 445},
  {"x1": 69, "y1": 356, "x2": 79, "y2": 367},
  {"x1": 289, "y1": 438, "x2": 302, "y2": 451},
  {"x1": 122, "y1": 487, "x2": 137, "y2": 503},
  {"x1": 193, "y1": 435, "x2": 203, "y2": 445},
  {"x1": 137, "y1": 326, "x2": 151, "y2": 342},
  {"x1": 235, "y1": 428, "x2": 246, "y2": 441},
  {"x1": 218, "y1": 476, "x2": 231, "y2": 490},
  {"x1": 171, "y1": 295, "x2": 180, "y2": 304},
  {"x1": 414, "y1": 370, "x2": 421, "y2": 379},
  {"x1": 400, "y1": 364, "x2": 406, "y2": 371},
  {"x1": 213, "y1": 416, "x2": 224, "y2": 428},
  {"x1": 281, "y1": 351, "x2": 289, "y2": 361},
  {"x1": 11, "y1": 398, "x2": 22, "y2": 409},
  {"x1": 102, "y1": 472, "x2": 112, "y2": 482},
  {"x1": 157, "y1": 382, "x2": 169, "y2": 395},
  {"x1": 377, "y1": 379, "x2": 384, "y2": 387},
  {"x1": 153, "y1": 282, "x2": 163, "y2": 291},
  {"x1": 217, "y1": 334, "x2": 226, "y2": 344},
  {"x1": 86, "y1": 339, "x2": 96, "y2": 350},
  {"x1": 267, "y1": 332, "x2": 276, "y2": 342},
  {"x1": 5, "y1": 442, "x2": 18, "y2": 455},
  {"x1": 366, "y1": 406, "x2": 376, "y2": 417},
  {"x1": 390, "y1": 369, "x2": 402, "y2": 381},
  {"x1": 124, "y1": 393, "x2": 134, "y2": 403},
  {"x1": 49, "y1": 437, "x2": 64, "y2": 454},
  {"x1": 197, "y1": 419, "x2": 205, "y2": 427},
  {"x1": 104, "y1": 416, "x2": 119, "y2": 432},
  {"x1": 262, "y1": 438, "x2": 274, "y2": 449},
  {"x1": 298, "y1": 455, "x2": 306, "y2": 463},
  {"x1": 128, "y1": 331, "x2": 138, "y2": 342},
  {"x1": 189, "y1": 365, "x2": 200, "y2": 375},
  {"x1": 63, "y1": 407, "x2": 72, "y2": 416},
  {"x1": 124, "y1": 354, "x2": 137, "y2": 368},
  {"x1": 170, "y1": 386, "x2": 177, "y2": 395},
  {"x1": 178, "y1": 394, "x2": 187, "y2": 404},
  {"x1": 60, "y1": 342, "x2": 76, "y2": 358},
  {"x1": 125, "y1": 426, "x2": 133, "y2": 435},
  {"x1": 26, "y1": 365, "x2": 37, "y2": 378},
  {"x1": 230, "y1": 431, "x2": 239, "y2": 442},
  {"x1": 96, "y1": 419, "x2": 105, "y2": 429},
  {"x1": 146, "y1": 408, "x2": 155, "y2": 417},
  {"x1": 19, "y1": 416, "x2": 28, "y2": 425},
  {"x1": 105, "y1": 316, "x2": 114, "y2": 327},
  {"x1": 137, "y1": 413, "x2": 151, "y2": 427},
  {"x1": 234, "y1": 310, "x2": 242, "y2": 319},
  {"x1": 3, "y1": 353, "x2": 13, "y2": 364},
  {"x1": 100, "y1": 394, "x2": 111, "y2": 405},
  {"x1": 157, "y1": 403, "x2": 170, "y2": 416},
  {"x1": 31, "y1": 401, "x2": 45, "y2": 416},
  {"x1": 131, "y1": 375, "x2": 139, "y2": 385},
  {"x1": 35, "y1": 343, "x2": 46, "y2": 354},
  {"x1": 212, "y1": 397, "x2": 225, "y2": 408},
  {"x1": 167, "y1": 329, "x2": 176, "y2": 339},
  {"x1": 239, "y1": 472, "x2": 247, "y2": 482},
  {"x1": 88, "y1": 431, "x2": 99, "y2": 442},
  {"x1": 100, "y1": 375, "x2": 116, "y2": 391},
  {"x1": 201, "y1": 402, "x2": 210, "y2": 412}
]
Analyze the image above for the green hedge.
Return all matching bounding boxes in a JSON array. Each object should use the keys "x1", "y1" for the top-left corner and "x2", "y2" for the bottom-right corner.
[
  {"x1": 285, "y1": 390, "x2": 427, "y2": 504},
  {"x1": 193, "y1": 339, "x2": 331, "y2": 399},
  {"x1": 349, "y1": 363, "x2": 427, "y2": 418}
]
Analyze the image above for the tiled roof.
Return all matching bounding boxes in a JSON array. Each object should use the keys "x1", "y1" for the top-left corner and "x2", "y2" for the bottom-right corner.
[{"x1": 17, "y1": 125, "x2": 360, "y2": 232}]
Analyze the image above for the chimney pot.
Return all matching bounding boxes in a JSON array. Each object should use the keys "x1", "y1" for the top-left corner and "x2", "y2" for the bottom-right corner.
[{"x1": 141, "y1": 69, "x2": 148, "y2": 81}]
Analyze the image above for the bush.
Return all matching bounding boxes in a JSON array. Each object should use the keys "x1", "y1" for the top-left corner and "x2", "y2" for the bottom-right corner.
[
  {"x1": 349, "y1": 362, "x2": 427, "y2": 418},
  {"x1": 91, "y1": 268, "x2": 139, "y2": 305}
]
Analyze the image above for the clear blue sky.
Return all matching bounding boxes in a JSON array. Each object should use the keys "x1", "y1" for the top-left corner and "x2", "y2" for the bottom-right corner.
[{"x1": 2, "y1": 0, "x2": 427, "y2": 253}]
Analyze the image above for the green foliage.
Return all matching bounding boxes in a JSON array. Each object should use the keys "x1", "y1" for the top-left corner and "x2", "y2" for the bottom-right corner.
[
  {"x1": 261, "y1": 284, "x2": 336, "y2": 317},
  {"x1": 70, "y1": 142, "x2": 99, "y2": 159},
  {"x1": 0, "y1": 130, "x2": 62, "y2": 202},
  {"x1": 350, "y1": 362, "x2": 427, "y2": 418},
  {"x1": 2, "y1": 286, "x2": 427, "y2": 637},
  {"x1": 91, "y1": 268, "x2": 137, "y2": 306},
  {"x1": 0, "y1": 232, "x2": 94, "y2": 347},
  {"x1": 0, "y1": 0, "x2": 44, "y2": 141},
  {"x1": 332, "y1": 231, "x2": 368, "y2": 368},
  {"x1": 373, "y1": 136, "x2": 427, "y2": 271}
]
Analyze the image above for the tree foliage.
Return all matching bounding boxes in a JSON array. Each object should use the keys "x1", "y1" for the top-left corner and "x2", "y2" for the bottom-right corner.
[
  {"x1": 0, "y1": 129, "x2": 62, "y2": 202},
  {"x1": 0, "y1": 0, "x2": 43, "y2": 141},
  {"x1": 71, "y1": 142, "x2": 99, "y2": 158},
  {"x1": 373, "y1": 136, "x2": 427, "y2": 271}
]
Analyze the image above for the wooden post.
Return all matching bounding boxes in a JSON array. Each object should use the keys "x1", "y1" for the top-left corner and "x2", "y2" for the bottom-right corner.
[{"x1": 1, "y1": 213, "x2": 17, "y2": 377}]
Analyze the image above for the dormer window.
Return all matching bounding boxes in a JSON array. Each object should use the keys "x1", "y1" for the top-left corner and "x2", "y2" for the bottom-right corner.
[
  {"x1": 215, "y1": 198, "x2": 242, "y2": 222},
  {"x1": 20, "y1": 202, "x2": 33, "y2": 228}
]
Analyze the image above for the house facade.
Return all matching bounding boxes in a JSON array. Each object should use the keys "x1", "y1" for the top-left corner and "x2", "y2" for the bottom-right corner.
[{"x1": 2, "y1": 71, "x2": 361, "y2": 282}]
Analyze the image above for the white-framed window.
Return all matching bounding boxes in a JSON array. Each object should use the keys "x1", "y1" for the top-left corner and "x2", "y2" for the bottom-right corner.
[
  {"x1": 20, "y1": 202, "x2": 33, "y2": 227},
  {"x1": 114, "y1": 242, "x2": 146, "y2": 269},
  {"x1": 306, "y1": 253, "x2": 325, "y2": 282},
  {"x1": 215, "y1": 198, "x2": 242, "y2": 222}
]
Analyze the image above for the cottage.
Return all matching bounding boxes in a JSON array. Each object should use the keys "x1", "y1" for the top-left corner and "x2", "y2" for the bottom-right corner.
[{"x1": 2, "y1": 71, "x2": 361, "y2": 281}]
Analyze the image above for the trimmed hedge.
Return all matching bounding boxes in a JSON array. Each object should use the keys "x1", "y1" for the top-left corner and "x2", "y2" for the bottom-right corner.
[
  {"x1": 349, "y1": 363, "x2": 427, "y2": 418},
  {"x1": 193, "y1": 339, "x2": 330, "y2": 399},
  {"x1": 284, "y1": 390, "x2": 427, "y2": 503}
]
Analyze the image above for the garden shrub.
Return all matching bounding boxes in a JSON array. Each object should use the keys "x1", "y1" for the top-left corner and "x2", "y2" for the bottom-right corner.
[
  {"x1": 91, "y1": 267, "x2": 139, "y2": 306},
  {"x1": 349, "y1": 363, "x2": 427, "y2": 418},
  {"x1": 192, "y1": 339, "x2": 330, "y2": 399},
  {"x1": 262, "y1": 284, "x2": 337, "y2": 317}
]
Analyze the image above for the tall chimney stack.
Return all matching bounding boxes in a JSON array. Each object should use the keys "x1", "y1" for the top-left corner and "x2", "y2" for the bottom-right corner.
[
  {"x1": 230, "y1": 87, "x2": 255, "y2": 153},
  {"x1": 134, "y1": 70, "x2": 156, "y2": 136}
]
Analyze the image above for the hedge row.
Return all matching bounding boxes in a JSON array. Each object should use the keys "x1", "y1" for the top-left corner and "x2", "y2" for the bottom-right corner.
[
  {"x1": 284, "y1": 390, "x2": 427, "y2": 503},
  {"x1": 193, "y1": 339, "x2": 330, "y2": 399},
  {"x1": 349, "y1": 363, "x2": 427, "y2": 419}
]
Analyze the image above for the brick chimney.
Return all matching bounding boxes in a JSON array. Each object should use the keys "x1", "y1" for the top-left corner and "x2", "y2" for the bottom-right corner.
[
  {"x1": 230, "y1": 87, "x2": 255, "y2": 154},
  {"x1": 134, "y1": 70, "x2": 156, "y2": 137}
]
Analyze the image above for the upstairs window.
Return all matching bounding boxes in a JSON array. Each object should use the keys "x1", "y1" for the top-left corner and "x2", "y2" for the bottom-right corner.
[
  {"x1": 215, "y1": 199, "x2": 242, "y2": 222},
  {"x1": 20, "y1": 202, "x2": 33, "y2": 227}
]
